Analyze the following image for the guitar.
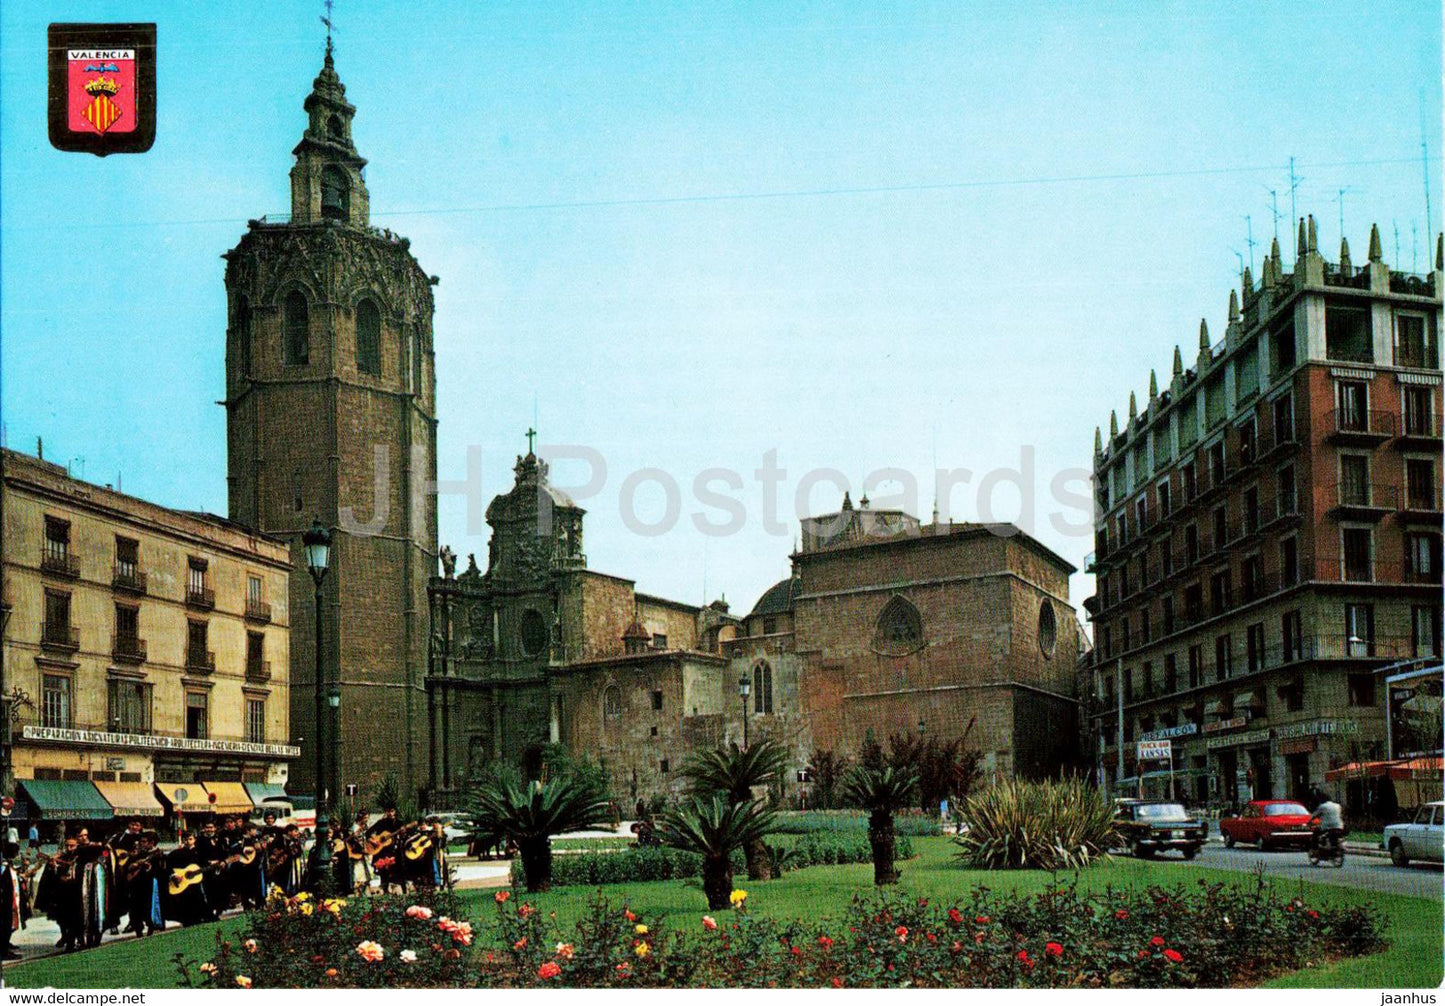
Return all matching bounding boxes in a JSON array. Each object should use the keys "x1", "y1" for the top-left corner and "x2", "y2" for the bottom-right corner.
[
  {"x1": 402, "y1": 832, "x2": 433, "y2": 862},
  {"x1": 363, "y1": 821, "x2": 416, "y2": 857},
  {"x1": 168, "y1": 850, "x2": 257, "y2": 896}
]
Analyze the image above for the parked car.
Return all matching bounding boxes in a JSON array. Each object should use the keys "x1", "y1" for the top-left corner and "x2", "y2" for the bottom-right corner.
[
  {"x1": 1219, "y1": 800, "x2": 1314, "y2": 850},
  {"x1": 1112, "y1": 800, "x2": 1207, "y2": 859},
  {"x1": 1384, "y1": 801, "x2": 1444, "y2": 867}
]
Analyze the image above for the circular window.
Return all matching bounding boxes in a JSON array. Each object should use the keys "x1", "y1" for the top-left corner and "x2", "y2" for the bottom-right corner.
[
  {"x1": 520, "y1": 609, "x2": 549, "y2": 657},
  {"x1": 1038, "y1": 600, "x2": 1058, "y2": 658}
]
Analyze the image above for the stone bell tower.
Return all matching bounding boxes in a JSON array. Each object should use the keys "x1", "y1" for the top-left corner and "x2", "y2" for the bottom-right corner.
[{"x1": 223, "y1": 43, "x2": 438, "y2": 799}]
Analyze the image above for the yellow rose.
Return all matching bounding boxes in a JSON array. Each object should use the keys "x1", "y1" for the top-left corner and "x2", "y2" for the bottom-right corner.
[
  {"x1": 634, "y1": 924, "x2": 648, "y2": 935},
  {"x1": 634, "y1": 943, "x2": 650, "y2": 958},
  {"x1": 729, "y1": 889, "x2": 748, "y2": 906}
]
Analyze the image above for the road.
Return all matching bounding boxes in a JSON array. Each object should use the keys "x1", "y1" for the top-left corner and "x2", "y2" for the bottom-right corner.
[{"x1": 1129, "y1": 841, "x2": 1442, "y2": 900}]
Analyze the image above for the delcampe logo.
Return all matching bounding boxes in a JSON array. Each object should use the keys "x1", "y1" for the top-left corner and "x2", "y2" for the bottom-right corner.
[{"x1": 47, "y1": 23, "x2": 156, "y2": 156}]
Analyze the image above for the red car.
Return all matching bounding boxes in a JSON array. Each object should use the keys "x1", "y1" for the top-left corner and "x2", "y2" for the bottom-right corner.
[{"x1": 1220, "y1": 800, "x2": 1314, "y2": 850}]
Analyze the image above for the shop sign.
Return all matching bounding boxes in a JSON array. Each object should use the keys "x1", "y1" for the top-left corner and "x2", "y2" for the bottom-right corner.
[
  {"x1": 1137, "y1": 739, "x2": 1172, "y2": 762},
  {"x1": 1141, "y1": 723, "x2": 1198, "y2": 742},
  {"x1": 23, "y1": 725, "x2": 299, "y2": 759},
  {"x1": 1206, "y1": 728, "x2": 1271, "y2": 751},
  {"x1": 1274, "y1": 719, "x2": 1359, "y2": 740},
  {"x1": 1202, "y1": 717, "x2": 1248, "y2": 735},
  {"x1": 1278, "y1": 737, "x2": 1316, "y2": 756}
]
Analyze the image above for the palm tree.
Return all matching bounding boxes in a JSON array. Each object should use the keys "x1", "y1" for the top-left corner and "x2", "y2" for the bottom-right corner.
[
  {"x1": 841, "y1": 763, "x2": 919, "y2": 885},
  {"x1": 658, "y1": 794, "x2": 778, "y2": 910},
  {"x1": 681, "y1": 740, "x2": 787, "y2": 879},
  {"x1": 465, "y1": 773, "x2": 612, "y2": 891}
]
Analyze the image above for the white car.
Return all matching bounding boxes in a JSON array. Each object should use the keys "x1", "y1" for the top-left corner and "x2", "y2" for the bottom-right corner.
[{"x1": 1383, "y1": 801, "x2": 1444, "y2": 867}]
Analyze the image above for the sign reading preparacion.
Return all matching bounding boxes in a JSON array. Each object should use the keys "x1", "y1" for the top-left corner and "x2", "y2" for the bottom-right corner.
[{"x1": 1137, "y1": 739, "x2": 1172, "y2": 762}]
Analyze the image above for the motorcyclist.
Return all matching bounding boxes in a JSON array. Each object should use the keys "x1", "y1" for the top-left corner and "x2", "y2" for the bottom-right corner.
[{"x1": 1308, "y1": 791, "x2": 1345, "y2": 855}]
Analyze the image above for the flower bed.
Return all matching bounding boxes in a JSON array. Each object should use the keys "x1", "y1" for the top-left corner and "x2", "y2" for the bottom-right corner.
[
  {"x1": 193, "y1": 889, "x2": 474, "y2": 989},
  {"x1": 508, "y1": 834, "x2": 914, "y2": 887},
  {"x1": 191, "y1": 874, "x2": 1385, "y2": 989}
]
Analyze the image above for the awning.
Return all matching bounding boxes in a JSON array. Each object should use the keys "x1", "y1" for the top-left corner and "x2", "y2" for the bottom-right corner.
[
  {"x1": 1203, "y1": 698, "x2": 1224, "y2": 716},
  {"x1": 154, "y1": 782, "x2": 212, "y2": 813},
  {"x1": 244, "y1": 783, "x2": 288, "y2": 805},
  {"x1": 203, "y1": 782, "x2": 254, "y2": 815},
  {"x1": 1236, "y1": 689, "x2": 1264, "y2": 709},
  {"x1": 93, "y1": 781, "x2": 164, "y2": 818},
  {"x1": 17, "y1": 780, "x2": 113, "y2": 821}
]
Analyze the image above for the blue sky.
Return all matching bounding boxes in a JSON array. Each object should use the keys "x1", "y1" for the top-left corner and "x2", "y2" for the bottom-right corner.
[{"x1": 2, "y1": 1, "x2": 1439, "y2": 620}]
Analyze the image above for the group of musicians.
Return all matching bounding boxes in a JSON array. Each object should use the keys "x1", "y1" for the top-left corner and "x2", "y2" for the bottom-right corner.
[{"x1": 0, "y1": 809, "x2": 450, "y2": 959}]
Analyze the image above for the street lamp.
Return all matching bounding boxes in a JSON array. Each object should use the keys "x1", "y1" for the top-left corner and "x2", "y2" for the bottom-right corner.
[
  {"x1": 738, "y1": 676, "x2": 751, "y2": 749},
  {"x1": 302, "y1": 519, "x2": 332, "y2": 894}
]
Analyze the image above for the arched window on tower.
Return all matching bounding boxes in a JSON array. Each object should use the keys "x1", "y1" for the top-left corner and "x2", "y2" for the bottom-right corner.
[
  {"x1": 356, "y1": 299, "x2": 381, "y2": 376},
  {"x1": 234, "y1": 296, "x2": 252, "y2": 377},
  {"x1": 320, "y1": 165, "x2": 349, "y2": 221},
  {"x1": 874, "y1": 596, "x2": 924, "y2": 655},
  {"x1": 752, "y1": 661, "x2": 774, "y2": 715},
  {"x1": 603, "y1": 685, "x2": 622, "y2": 725},
  {"x1": 283, "y1": 290, "x2": 309, "y2": 365},
  {"x1": 326, "y1": 114, "x2": 344, "y2": 141}
]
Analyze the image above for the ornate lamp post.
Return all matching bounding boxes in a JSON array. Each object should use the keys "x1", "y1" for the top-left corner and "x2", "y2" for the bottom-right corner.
[
  {"x1": 738, "y1": 675, "x2": 751, "y2": 749},
  {"x1": 302, "y1": 519, "x2": 332, "y2": 894}
]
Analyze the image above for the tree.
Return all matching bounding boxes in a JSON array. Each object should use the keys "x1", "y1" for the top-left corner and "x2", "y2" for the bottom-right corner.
[
  {"x1": 464, "y1": 773, "x2": 611, "y2": 891},
  {"x1": 808, "y1": 749, "x2": 850, "y2": 810},
  {"x1": 680, "y1": 740, "x2": 787, "y2": 879},
  {"x1": 841, "y1": 763, "x2": 919, "y2": 885},
  {"x1": 657, "y1": 794, "x2": 778, "y2": 910}
]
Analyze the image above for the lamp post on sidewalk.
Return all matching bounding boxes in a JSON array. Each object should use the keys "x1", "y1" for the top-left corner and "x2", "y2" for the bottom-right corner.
[
  {"x1": 303, "y1": 519, "x2": 333, "y2": 894},
  {"x1": 738, "y1": 676, "x2": 751, "y2": 749}
]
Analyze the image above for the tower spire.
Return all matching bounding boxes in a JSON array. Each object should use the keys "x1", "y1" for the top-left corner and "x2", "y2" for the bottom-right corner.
[
  {"x1": 1148, "y1": 369, "x2": 1158, "y2": 400},
  {"x1": 1368, "y1": 223, "x2": 1383, "y2": 262},
  {"x1": 1172, "y1": 345, "x2": 1183, "y2": 378},
  {"x1": 1198, "y1": 318, "x2": 1210, "y2": 352},
  {"x1": 1339, "y1": 234, "x2": 1352, "y2": 273}
]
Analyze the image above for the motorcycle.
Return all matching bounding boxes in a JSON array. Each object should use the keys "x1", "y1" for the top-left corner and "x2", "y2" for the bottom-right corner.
[{"x1": 1307, "y1": 829, "x2": 1345, "y2": 868}]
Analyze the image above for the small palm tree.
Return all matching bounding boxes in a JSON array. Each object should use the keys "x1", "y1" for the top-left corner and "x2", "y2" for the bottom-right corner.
[
  {"x1": 681, "y1": 740, "x2": 787, "y2": 879},
  {"x1": 658, "y1": 794, "x2": 778, "y2": 910},
  {"x1": 841, "y1": 763, "x2": 919, "y2": 885},
  {"x1": 465, "y1": 773, "x2": 612, "y2": 891}
]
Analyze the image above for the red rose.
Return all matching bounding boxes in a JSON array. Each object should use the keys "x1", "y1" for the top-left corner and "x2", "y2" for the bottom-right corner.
[
  {"x1": 1017, "y1": 950, "x2": 1032, "y2": 965},
  {"x1": 1045, "y1": 942, "x2": 1063, "y2": 958},
  {"x1": 1114, "y1": 909, "x2": 1129, "y2": 920},
  {"x1": 791, "y1": 946, "x2": 802, "y2": 957},
  {"x1": 974, "y1": 915, "x2": 990, "y2": 925},
  {"x1": 1149, "y1": 936, "x2": 1165, "y2": 947},
  {"x1": 831, "y1": 978, "x2": 844, "y2": 989},
  {"x1": 1137, "y1": 950, "x2": 1149, "y2": 959},
  {"x1": 948, "y1": 908, "x2": 964, "y2": 925},
  {"x1": 537, "y1": 962, "x2": 561, "y2": 980},
  {"x1": 817, "y1": 936, "x2": 834, "y2": 950},
  {"x1": 1307, "y1": 910, "x2": 1320, "y2": 919},
  {"x1": 1163, "y1": 949, "x2": 1183, "y2": 963}
]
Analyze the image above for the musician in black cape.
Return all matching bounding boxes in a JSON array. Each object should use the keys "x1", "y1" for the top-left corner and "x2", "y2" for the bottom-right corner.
[
  {"x1": 0, "y1": 841, "x2": 22, "y2": 960},
  {"x1": 123, "y1": 831, "x2": 164, "y2": 937},
  {"x1": 194, "y1": 819, "x2": 231, "y2": 914},
  {"x1": 36, "y1": 834, "x2": 83, "y2": 952},
  {"x1": 163, "y1": 829, "x2": 213, "y2": 926}
]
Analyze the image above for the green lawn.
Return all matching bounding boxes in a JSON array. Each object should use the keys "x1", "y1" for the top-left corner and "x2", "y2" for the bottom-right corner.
[{"x1": 8, "y1": 838, "x2": 1440, "y2": 989}]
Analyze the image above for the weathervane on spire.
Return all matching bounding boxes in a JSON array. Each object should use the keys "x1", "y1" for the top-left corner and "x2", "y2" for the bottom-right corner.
[{"x1": 321, "y1": 0, "x2": 336, "y2": 57}]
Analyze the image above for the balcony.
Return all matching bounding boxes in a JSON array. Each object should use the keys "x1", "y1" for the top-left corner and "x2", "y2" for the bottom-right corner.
[
  {"x1": 1327, "y1": 409, "x2": 1396, "y2": 444},
  {"x1": 244, "y1": 598, "x2": 272, "y2": 624},
  {"x1": 111, "y1": 634, "x2": 147, "y2": 664},
  {"x1": 39, "y1": 622, "x2": 79, "y2": 652},
  {"x1": 1401, "y1": 485, "x2": 1444, "y2": 521},
  {"x1": 112, "y1": 563, "x2": 147, "y2": 595},
  {"x1": 40, "y1": 550, "x2": 80, "y2": 579},
  {"x1": 1324, "y1": 482, "x2": 1396, "y2": 521},
  {"x1": 185, "y1": 649, "x2": 216, "y2": 674},
  {"x1": 1398, "y1": 411, "x2": 1442, "y2": 445},
  {"x1": 186, "y1": 585, "x2": 216, "y2": 611},
  {"x1": 1258, "y1": 428, "x2": 1299, "y2": 463},
  {"x1": 246, "y1": 660, "x2": 272, "y2": 684}
]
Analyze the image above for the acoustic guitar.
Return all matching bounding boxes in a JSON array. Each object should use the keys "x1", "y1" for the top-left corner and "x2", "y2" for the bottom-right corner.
[
  {"x1": 402, "y1": 832, "x2": 433, "y2": 862},
  {"x1": 168, "y1": 849, "x2": 257, "y2": 896}
]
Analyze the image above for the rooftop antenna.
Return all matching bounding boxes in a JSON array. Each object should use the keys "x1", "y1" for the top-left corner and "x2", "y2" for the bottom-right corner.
[
  {"x1": 931, "y1": 423, "x2": 939, "y2": 526},
  {"x1": 1268, "y1": 189, "x2": 1281, "y2": 244},
  {"x1": 1288, "y1": 157, "x2": 1303, "y2": 261},
  {"x1": 1412, "y1": 221, "x2": 1419, "y2": 274},
  {"x1": 1421, "y1": 91, "x2": 1434, "y2": 242},
  {"x1": 1394, "y1": 221, "x2": 1401, "y2": 265},
  {"x1": 1336, "y1": 187, "x2": 1351, "y2": 241},
  {"x1": 1244, "y1": 214, "x2": 1257, "y2": 274}
]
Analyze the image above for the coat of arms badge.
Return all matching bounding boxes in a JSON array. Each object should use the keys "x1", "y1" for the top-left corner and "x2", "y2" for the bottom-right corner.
[{"x1": 48, "y1": 23, "x2": 156, "y2": 156}]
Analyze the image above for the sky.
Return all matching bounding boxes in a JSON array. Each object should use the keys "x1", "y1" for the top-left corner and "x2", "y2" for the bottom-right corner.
[{"x1": 2, "y1": 1, "x2": 1440, "y2": 622}]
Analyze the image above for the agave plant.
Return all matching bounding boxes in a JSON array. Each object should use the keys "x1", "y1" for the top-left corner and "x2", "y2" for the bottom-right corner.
[
  {"x1": 465, "y1": 773, "x2": 612, "y2": 891},
  {"x1": 840, "y1": 763, "x2": 919, "y2": 885},
  {"x1": 657, "y1": 794, "x2": 778, "y2": 909},
  {"x1": 680, "y1": 740, "x2": 788, "y2": 879},
  {"x1": 953, "y1": 777, "x2": 1116, "y2": 870}
]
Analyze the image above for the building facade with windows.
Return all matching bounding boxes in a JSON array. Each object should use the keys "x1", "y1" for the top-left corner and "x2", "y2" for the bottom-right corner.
[
  {"x1": 1085, "y1": 219, "x2": 1443, "y2": 811},
  {"x1": 0, "y1": 448, "x2": 297, "y2": 800}
]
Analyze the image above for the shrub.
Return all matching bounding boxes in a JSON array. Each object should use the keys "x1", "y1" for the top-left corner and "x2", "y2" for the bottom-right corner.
[
  {"x1": 510, "y1": 833, "x2": 912, "y2": 888},
  {"x1": 190, "y1": 889, "x2": 473, "y2": 989},
  {"x1": 954, "y1": 778, "x2": 1116, "y2": 870}
]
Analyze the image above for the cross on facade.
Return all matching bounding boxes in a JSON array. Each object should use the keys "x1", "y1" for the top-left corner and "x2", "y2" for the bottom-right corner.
[{"x1": 526, "y1": 427, "x2": 536, "y2": 454}]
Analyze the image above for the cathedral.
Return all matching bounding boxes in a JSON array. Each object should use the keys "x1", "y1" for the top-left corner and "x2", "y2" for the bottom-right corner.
[
  {"x1": 223, "y1": 45, "x2": 438, "y2": 798},
  {"x1": 227, "y1": 48, "x2": 1080, "y2": 809}
]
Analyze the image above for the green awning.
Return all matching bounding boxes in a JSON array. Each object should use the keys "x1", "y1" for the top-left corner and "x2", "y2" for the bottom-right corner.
[
  {"x1": 244, "y1": 783, "x2": 288, "y2": 804},
  {"x1": 18, "y1": 780, "x2": 114, "y2": 821}
]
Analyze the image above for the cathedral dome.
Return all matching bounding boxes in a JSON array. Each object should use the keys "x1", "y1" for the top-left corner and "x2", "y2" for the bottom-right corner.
[{"x1": 749, "y1": 576, "x2": 799, "y2": 617}]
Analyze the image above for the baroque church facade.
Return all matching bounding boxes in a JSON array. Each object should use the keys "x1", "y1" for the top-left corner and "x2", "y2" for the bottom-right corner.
[{"x1": 223, "y1": 47, "x2": 438, "y2": 798}]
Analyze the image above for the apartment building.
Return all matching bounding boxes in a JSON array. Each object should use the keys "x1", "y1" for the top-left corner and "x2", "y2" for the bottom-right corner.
[
  {"x1": 0, "y1": 447, "x2": 297, "y2": 816},
  {"x1": 1085, "y1": 218, "x2": 1442, "y2": 811}
]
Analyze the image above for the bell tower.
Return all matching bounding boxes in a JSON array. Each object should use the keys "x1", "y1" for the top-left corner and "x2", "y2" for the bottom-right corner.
[{"x1": 223, "y1": 44, "x2": 439, "y2": 799}]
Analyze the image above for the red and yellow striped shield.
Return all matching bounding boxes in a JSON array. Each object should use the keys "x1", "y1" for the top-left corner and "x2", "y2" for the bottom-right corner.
[{"x1": 84, "y1": 92, "x2": 123, "y2": 133}]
